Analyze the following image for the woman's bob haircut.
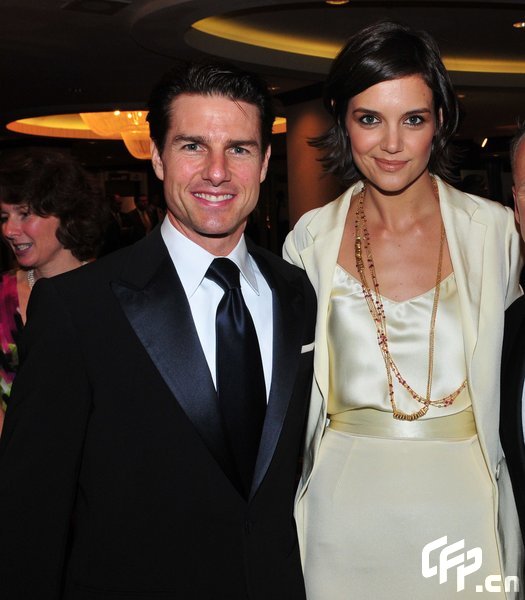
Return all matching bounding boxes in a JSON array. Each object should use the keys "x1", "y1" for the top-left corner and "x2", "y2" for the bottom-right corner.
[{"x1": 311, "y1": 21, "x2": 460, "y2": 185}]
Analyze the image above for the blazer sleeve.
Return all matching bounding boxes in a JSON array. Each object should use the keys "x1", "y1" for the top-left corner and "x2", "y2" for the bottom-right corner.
[{"x1": 0, "y1": 278, "x2": 92, "y2": 599}]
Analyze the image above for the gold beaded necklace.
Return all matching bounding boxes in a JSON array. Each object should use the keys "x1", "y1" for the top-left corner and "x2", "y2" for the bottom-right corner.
[{"x1": 354, "y1": 179, "x2": 467, "y2": 421}]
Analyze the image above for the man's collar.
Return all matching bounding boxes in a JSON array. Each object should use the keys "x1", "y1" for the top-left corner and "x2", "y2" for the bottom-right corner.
[{"x1": 160, "y1": 217, "x2": 260, "y2": 298}]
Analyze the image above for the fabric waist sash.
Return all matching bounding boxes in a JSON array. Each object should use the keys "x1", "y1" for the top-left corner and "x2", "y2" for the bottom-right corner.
[{"x1": 328, "y1": 408, "x2": 477, "y2": 440}]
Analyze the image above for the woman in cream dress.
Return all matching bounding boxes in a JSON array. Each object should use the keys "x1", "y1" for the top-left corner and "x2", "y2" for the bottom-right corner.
[{"x1": 284, "y1": 22, "x2": 523, "y2": 599}]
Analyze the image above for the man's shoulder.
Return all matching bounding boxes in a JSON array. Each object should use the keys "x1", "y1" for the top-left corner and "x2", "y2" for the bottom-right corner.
[{"x1": 54, "y1": 229, "x2": 165, "y2": 290}]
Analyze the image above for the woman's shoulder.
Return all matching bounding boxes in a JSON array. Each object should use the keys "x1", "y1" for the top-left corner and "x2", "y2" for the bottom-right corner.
[
  {"x1": 292, "y1": 184, "x2": 358, "y2": 233},
  {"x1": 438, "y1": 177, "x2": 514, "y2": 222}
]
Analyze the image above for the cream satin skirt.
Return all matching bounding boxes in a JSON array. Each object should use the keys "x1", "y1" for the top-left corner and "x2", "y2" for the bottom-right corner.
[{"x1": 301, "y1": 412, "x2": 507, "y2": 599}]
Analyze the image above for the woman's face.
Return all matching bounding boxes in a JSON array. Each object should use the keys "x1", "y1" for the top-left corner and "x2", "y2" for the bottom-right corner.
[
  {"x1": 0, "y1": 203, "x2": 65, "y2": 270},
  {"x1": 345, "y1": 74, "x2": 438, "y2": 193}
]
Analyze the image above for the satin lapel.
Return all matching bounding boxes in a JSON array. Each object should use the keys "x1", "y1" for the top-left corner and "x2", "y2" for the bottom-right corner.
[
  {"x1": 438, "y1": 179, "x2": 485, "y2": 372},
  {"x1": 110, "y1": 232, "x2": 235, "y2": 481},
  {"x1": 248, "y1": 249, "x2": 305, "y2": 498}
]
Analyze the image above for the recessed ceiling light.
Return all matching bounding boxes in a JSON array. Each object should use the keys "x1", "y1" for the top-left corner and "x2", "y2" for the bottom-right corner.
[
  {"x1": 325, "y1": 0, "x2": 349, "y2": 5},
  {"x1": 513, "y1": 20, "x2": 525, "y2": 28}
]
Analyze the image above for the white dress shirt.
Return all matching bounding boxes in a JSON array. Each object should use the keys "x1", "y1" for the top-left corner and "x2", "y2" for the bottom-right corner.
[{"x1": 161, "y1": 217, "x2": 273, "y2": 399}]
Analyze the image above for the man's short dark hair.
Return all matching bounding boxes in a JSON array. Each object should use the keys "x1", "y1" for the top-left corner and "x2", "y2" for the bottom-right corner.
[{"x1": 147, "y1": 61, "x2": 275, "y2": 154}]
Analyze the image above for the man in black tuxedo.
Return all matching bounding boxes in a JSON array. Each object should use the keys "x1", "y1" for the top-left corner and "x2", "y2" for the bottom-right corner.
[
  {"x1": 0, "y1": 62, "x2": 316, "y2": 599},
  {"x1": 501, "y1": 122, "x2": 525, "y2": 545}
]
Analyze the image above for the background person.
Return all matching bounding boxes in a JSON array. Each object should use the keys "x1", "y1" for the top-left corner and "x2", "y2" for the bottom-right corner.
[
  {"x1": 0, "y1": 62, "x2": 316, "y2": 599},
  {"x1": 284, "y1": 21, "x2": 523, "y2": 598},
  {"x1": 0, "y1": 148, "x2": 107, "y2": 426},
  {"x1": 501, "y1": 122, "x2": 525, "y2": 556}
]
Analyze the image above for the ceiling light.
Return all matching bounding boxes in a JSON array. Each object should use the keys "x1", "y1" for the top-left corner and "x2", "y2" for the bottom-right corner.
[
  {"x1": 7, "y1": 111, "x2": 286, "y2": 159},
  {"x1": 193, "y1": 18, "x2": 525, "y2": 73},
  {"x1": 7, "y1": 111, "x2": 150, "y2": 160},
  {"x1": 325, "y1": 0, "x2": 349, "y2": 4},
  {"x1": 481, "y1": 137, "x2": 488, "y2": 148},
  {"x1": 272, "y1": 117, "x2": 286, "y2": 135},
  {"x1": 513, "y1": 20, "x2": 525, "y2": 28}
]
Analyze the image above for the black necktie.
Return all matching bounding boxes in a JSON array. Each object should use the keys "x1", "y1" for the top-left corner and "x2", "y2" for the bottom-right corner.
[{"x1": 206, "y1": 258, "x2": 266, "y2": 497}]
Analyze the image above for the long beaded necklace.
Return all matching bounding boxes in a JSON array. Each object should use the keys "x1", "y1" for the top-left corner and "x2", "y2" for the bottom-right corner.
[{"x1": 354, "y1": 179, "x2": 467, "y2": 421}]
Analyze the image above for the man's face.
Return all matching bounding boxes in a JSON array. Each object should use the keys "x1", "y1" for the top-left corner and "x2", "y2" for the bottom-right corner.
[
  {"x1": 151, "y1": 93, "x2": 271, "y2": 255},
  {"x1": 513, "y1": 138, "x2": 525, "y2": 240}
]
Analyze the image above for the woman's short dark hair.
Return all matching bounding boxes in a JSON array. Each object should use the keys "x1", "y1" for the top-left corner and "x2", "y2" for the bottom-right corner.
[
  {"x1": 147, "y1": 60, "x2": 275, "y2": 155},
  {"x1": 312, "y1": 21, "x2": 460, "y2": 185},
  {"x1": 0, "y1": 148, "x2": 108, "y2": 260}
]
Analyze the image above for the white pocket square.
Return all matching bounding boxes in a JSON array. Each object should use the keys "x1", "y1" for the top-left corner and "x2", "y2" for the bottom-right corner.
[{"x1": 301, "y1": 342, "x2": 315, "y2": 354}]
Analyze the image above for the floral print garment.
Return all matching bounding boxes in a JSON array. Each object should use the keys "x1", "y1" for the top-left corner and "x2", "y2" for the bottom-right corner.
[{"x1": 0, "y1": 271, "x2": 22, "y2": 410}]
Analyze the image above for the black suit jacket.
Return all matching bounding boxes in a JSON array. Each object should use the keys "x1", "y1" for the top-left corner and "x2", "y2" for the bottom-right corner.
[
  {"x1": 501, "y1": 295, "x2": 525, "y2": 542},
  {"x1": 0, "y1": 228, "x2": 316, "y2": 600}
]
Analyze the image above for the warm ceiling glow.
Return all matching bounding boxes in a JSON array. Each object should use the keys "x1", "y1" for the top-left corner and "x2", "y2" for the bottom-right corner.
[
  {"x1": 193, "y1": 17, "x2": 525, "y2": 73},
  {"x1": 443, "y1": 57, "x2": 525, "y2": 74},
  {"x1": 325, "y1": 0, "x2": 349, "y2": 4},
  {"x1": 513, "y1": 20, "x2": 525, "y2": 28},
  {"x1": 272, "y1": 117, "x2": 286, "y2": 135},
  {"x1": 6, "y1": 114, "x2": 116, "y2": 139},
  {"x1": 481, "y1": 137, "x2": 488, "y2": 148},
  {"x1": 193, "y1": 17, "x2": 338, "y2": 58},
  {"x1": 7, "y1": 112, "x2": 286, "y2": 158},
  {"x1": 7, "y1": 112, "x2": 150, "y2": 159}
]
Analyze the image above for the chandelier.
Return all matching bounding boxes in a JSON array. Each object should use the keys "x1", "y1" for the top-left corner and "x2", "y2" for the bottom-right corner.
[
  {"x1": 6, "y1": 110, "x2": 152, "y2": 160},
  {"x1": 80, "y1": 110, "x2": 150, "y2": 159},
  {"x1": 6, "y1": 112, "x2": 286, "y2": 160}
]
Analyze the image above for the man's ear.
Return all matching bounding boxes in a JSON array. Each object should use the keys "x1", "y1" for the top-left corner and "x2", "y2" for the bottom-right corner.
[
  {"x1": 513, "y1": 185, "x2": 521, "y2": 224},
  {"x1": 260, "y1": 145, "x2": 271, "y2": 183},
  {"x1": 150, "y1": 141, "x2": 164, "y2": 181}
]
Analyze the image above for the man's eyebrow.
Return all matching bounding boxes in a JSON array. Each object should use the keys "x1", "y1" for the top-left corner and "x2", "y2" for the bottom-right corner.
[
  {"x1": 171, "y1": 135, "x2": 260, "y2": 148},
  {"x1": 172, "y1": 135, "x2": 207, "y2": 144},
  {"x1": 228, "y1": 139, "x2": 260, "y2": 148}
]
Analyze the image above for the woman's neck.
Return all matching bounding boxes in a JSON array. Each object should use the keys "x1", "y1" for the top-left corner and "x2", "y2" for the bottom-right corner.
[
  {"x1": 363, "y1": 172, "x2": 438, "y2": 232},
  {"x1": 32, "y1": 252, "x2": 85, "y2": 282}
]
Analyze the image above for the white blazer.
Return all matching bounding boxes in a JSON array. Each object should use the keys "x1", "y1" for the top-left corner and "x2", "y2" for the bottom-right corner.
[{"x1": 284, "y1": 176, "x2": 524, "y2": 587}]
